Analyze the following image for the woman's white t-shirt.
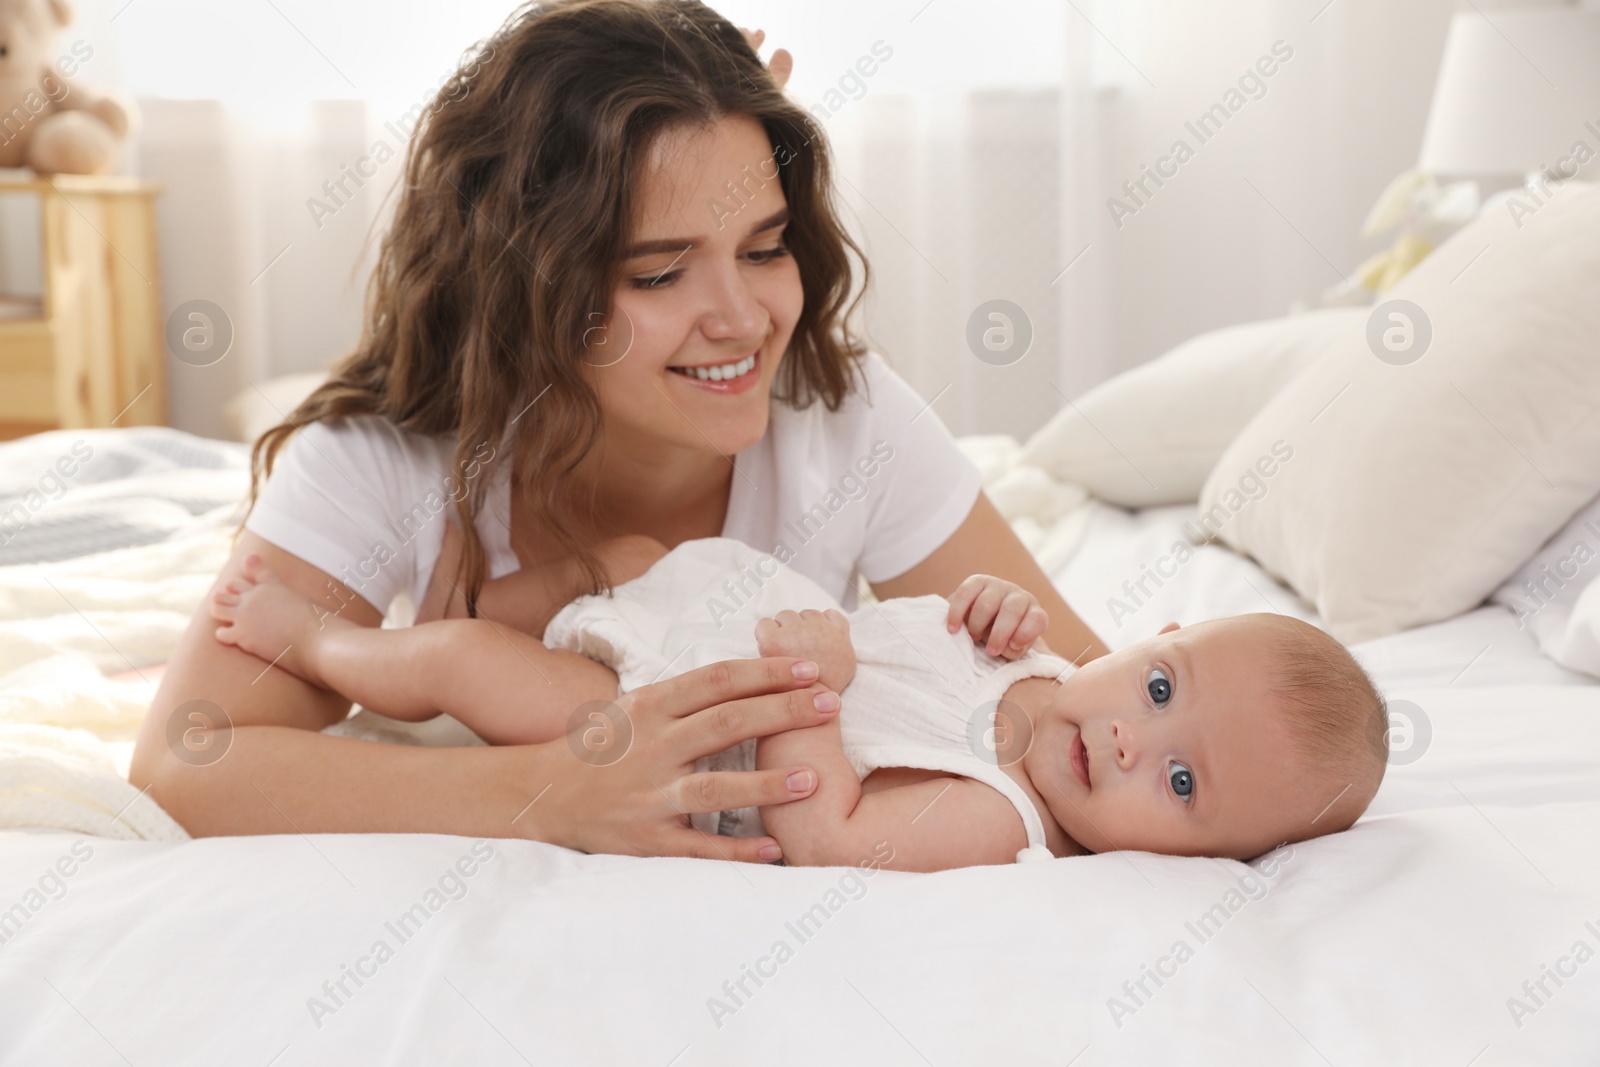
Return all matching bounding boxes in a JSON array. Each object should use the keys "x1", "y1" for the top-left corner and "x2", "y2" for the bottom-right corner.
[{"x1": 246, "y1": 351, "x2": 983, "y2": 616}]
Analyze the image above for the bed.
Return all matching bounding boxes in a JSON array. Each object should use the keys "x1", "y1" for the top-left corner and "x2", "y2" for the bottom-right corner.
[{"x1": 2, "y1": 425, "x2": 1597, "y2": 1065}]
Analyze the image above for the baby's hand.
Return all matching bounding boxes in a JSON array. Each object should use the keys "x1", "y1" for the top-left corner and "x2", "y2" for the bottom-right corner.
[
  {"x1": 947, "y1": 575, "x2": 1048, "y2": 659},
  {"x1": 756, "y1": 609, "x2": 855, "y2": 694}
]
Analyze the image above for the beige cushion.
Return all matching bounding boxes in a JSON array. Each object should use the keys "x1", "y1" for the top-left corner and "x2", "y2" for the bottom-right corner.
[
  {"x1": 1200, "y1": 181, "x2": 1600, "y2": 643},
  {"x1": 1021, "y1": 309, "x2": 1365, "y2": 507}
]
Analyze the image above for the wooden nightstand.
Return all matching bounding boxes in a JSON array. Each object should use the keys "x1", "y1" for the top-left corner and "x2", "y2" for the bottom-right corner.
[{"x1": 0, "y1": 174, "x2": 166, "y2": 440}]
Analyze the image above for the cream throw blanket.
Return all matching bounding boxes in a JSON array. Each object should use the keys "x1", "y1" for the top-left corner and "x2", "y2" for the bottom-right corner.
[{"x1": 0, "y1": 523, "x2": 237, "y2": 840}]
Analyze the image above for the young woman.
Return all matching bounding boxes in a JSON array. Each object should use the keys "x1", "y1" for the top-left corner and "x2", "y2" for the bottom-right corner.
[{"x1": 129, "y1": 0, "x2": 1109, "y2": 862}]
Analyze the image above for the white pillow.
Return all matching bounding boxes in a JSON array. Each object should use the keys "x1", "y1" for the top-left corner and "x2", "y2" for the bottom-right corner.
[
  {"x1": 1491, "y1": 492, "x2": 1600, "y2": 676},
  {"x1": 1201, "y1": 181, "x2": 1600, "y2": 643},
  {"x1": 1020, "y1": 308, "x2": 1366, "y2": 507},
  {"x1": 223, "y1": 373, "x2": 329, "y2": 443},
  {"x1": 1544, "y1": 570, "x2": 1600, "y2": 680}
]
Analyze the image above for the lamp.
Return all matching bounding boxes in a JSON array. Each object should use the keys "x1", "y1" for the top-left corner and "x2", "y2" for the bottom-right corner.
[{"x1": 1419, "y1": 5, "x2": 1600, "y2": 179}]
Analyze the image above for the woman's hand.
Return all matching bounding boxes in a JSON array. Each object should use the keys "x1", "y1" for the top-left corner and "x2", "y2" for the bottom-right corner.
[
  {"x1": 519, "y1": 656, "x2": 840, "y2": 863},
  {"x1": 946, "y1": 574, "x2": 1050, "y2": 660},
  {"x1": 740, "y1": 27, "x2": 793, "y2": 88}
]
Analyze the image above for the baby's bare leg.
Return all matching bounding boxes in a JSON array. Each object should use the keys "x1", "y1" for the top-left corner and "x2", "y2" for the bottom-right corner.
[
  {"x1": 212, "y1": 556, "x2": 618, "y2": 745},
  {"x1": 307, "y1": 616, "x2": 619, "y2": 745}
]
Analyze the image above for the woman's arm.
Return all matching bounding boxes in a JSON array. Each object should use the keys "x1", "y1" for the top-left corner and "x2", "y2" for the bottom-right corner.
[
  {"x1": 869, "y1": 492, "x2": 1110, "y2": 665},
  {"x1": 129, "y1": 532, "x2": 835, "y2": 861}
]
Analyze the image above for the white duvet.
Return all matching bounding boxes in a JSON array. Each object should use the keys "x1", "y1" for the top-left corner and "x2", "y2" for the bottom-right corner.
[{"x1": 3, "y1": 439, "x2": 1599, "y2": 1063}]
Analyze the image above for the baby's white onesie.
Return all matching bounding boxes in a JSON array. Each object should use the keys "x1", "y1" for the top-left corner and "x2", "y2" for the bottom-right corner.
[{"x1": 545, "y1": 538, "x2": 1075, "y2": 863}]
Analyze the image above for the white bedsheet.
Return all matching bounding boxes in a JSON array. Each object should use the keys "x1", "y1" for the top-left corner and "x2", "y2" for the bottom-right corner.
[{"x1": 3, "y1": 477, "x2": 1599, "y2": 1063}]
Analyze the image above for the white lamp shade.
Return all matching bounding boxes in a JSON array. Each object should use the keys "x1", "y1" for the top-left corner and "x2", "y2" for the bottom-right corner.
[{"x1": 1419, "y1": 8, "x2": 1600, "y2": 176}]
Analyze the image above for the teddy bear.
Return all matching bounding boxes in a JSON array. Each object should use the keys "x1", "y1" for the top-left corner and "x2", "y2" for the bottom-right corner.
[{"x1": 0, "y1": 0, "x2": 135, "y2": 174}]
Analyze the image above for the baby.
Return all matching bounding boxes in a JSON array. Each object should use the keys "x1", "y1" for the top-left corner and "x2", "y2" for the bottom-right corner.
[{"x1": 210, "y1": 537, "x2": 1388, "y2": 870}]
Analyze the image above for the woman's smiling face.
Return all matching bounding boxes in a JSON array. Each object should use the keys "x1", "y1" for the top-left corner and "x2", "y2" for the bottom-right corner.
[{"x1": 587, "y1": 113, "x2": 804, "y2": 459}]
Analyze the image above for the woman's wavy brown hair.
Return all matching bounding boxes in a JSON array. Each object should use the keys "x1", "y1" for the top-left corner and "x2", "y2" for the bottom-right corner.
[{"x1": 248, "y1": 0, "x2": 869, "y2": 609}]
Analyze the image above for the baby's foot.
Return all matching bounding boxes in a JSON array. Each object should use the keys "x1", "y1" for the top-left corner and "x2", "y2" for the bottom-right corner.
[{"x1": 210, "y1": 554, "x2": 337, "y2": 684}]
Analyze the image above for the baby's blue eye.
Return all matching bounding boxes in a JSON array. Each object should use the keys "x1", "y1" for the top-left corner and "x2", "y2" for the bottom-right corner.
[
  {"x1": 1169, "y1": 762, "x2": 1194, "y2": 801},
  {"x1": 1147, "y1": 667, "x2": 1172, "y2": 706}
]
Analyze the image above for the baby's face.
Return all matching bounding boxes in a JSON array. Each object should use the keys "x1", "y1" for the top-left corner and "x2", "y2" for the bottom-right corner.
[{"x1": 1025, "y1": 617, "x2": 1326, "y2": 860}]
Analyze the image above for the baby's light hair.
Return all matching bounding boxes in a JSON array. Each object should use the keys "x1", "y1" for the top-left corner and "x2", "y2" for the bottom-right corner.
[{"x1": 1256, "y1": 614, "x2": 1388, "y2": 839}]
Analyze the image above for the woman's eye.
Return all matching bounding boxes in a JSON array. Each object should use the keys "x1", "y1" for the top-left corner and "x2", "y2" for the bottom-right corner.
[
  {"x1": 746, "y1": 244, "x2": 790, "y2": 264},
  {"x1": 1146, "y1": 667, "x2": 1173, "y2": 706},
  {"x1": 630, "y1": 244, "x2": 787, "y2": 289},
  {"x1": 630, "y1": 270, "x2": 680, "y2": 290},
  {"x1": 1169, "y1": 762, "x2": 1194, "y2": 802}
]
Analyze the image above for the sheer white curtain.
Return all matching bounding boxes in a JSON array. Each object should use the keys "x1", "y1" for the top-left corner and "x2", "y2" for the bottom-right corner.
[
  {"x1": 822, "y1": 0, "x2": 1458, "y2": 437},
  {"x1": 61, "y1": 0, "x2": 1457, "y2": 438}
]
